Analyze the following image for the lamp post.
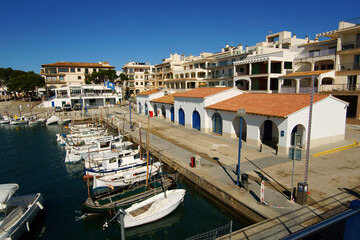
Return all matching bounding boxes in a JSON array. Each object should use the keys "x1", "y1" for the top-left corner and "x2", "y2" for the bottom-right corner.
[{"x1": 236, "y1": 108, "x2": 246, "y2": 187}]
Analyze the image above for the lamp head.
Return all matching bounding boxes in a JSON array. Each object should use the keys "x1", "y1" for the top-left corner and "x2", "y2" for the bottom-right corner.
[{"x1": 236, "y1": 108, "x2": 246, "y2": 118}]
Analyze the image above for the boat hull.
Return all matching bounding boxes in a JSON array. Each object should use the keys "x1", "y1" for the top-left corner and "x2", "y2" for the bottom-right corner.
[
  {"x1": 81, "y1": 175, "x2": 177, "y2": 214},
  {"x1": 121, "y1": 189, "x2": 185, "y2": 228}
]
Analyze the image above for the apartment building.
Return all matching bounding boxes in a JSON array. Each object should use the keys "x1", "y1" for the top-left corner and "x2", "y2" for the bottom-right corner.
[
  {"x1": 40, "y1": 61, "x2": 115, "y2": 88},
  {"x1": 122, "y1": 61, "x2": 153, "y2": 95},
  {"x1": 279, "y1": 18, "x2": 360, "y2": 120},
  {"x1": 233, "y1": 31, "x2": 310, "y2": 92}
]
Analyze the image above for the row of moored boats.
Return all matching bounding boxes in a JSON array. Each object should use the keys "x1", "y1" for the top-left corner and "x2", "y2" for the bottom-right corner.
[
  {"x1": 0, "y1": 114, "x2": 71, "y2": 126},
  {"x1": 57, "y1": 121, "x2": 186, "y2": 229}
]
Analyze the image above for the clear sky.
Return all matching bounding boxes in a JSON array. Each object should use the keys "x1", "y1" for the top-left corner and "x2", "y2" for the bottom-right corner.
[{"x1": 0, "y1": 0, "x2": 359, "y2": 72}]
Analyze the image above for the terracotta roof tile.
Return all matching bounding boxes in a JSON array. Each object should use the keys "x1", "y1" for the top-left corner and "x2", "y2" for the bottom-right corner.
[
  {"x1": 41, "y1": 62, "x2": 115, "y2": 68},
  {"x1": 174, "y1": 87, "x2": 232, "y2": 98},
  {"x1": 206, "y1": 93, "x2": 329, "y2": 118},
  {"x1": 150, "y1": 93, "x2": 181, "y2": 104},
  {"x1": 137, "y1": 89, "x2": 161, "y2": 96},
  {"x1": 280, "y1": 70, "x2": 333, "y2": 78}
]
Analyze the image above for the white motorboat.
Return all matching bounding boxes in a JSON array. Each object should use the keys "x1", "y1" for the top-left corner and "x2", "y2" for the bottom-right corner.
[
  {"x1": 65, "y1": 137, "x2": 134, "y2": 163},
  {"x1": 119, "y1": 189, "x2": 185, "y2": 228},
  {"x1": 9, "y1": 116, "x2": 28, "y2": 125},
  {"x1": 0, "y1": 184, "x2": 44, "y2": 240},
  {"x1": 59, "y1": 118, "x2": 71, "y2": 125},
  {"x1": 84, "y1": 154, "x2": 146, "y2": 177},
  {"x1": 46, "y1": 115, "x2": 61, "y2": 125},
  {"x1": 0, "y1": 115, "x2": 10, "y2": 124},
  {"x1": 92, "y1": 162, "x2": 162, "y2": 190}
]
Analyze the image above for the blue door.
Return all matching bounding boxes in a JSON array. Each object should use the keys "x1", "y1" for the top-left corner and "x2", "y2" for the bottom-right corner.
[
  {"x1": 192, "y1": 111, "x2": 200, "y2": 131},
  {"x1": 138, "y1": 102, "x2": 142, "y2": 114},
  {"x1": 178, "y1": 108, "x2": 185, "y2": 126},
  {"x1": 51, "y1": 101, "x2": 55, "y2": 107},
  {"x1": 212, "y1": 113, "x2": 222, "y2": 134},
  {"x1": 171, "y1": 107, "x2": 174, "y2": 122},
  {"x1": 145, "y1": 103, "x2": 148, "y2": 115}
]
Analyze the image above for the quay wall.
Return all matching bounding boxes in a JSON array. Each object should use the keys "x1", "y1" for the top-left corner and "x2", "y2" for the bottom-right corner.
[{"x1": 119, "y1": 125, "x2": 267, "y2": 223}]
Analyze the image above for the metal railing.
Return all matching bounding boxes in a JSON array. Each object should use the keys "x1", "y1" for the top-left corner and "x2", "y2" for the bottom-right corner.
[
  {"x1": 320, "y1": 83, "x2": 360, "y2": 91},
  {"x1": 341, "y1": 41, "x2": 360, "y2": 50},
  {"x1": 295, "y1": 49, "x2": 336, "y2": 59},
  {"x1": 186, "y1": 221, "x2": 232, "y2": 240},
  {"x1": 206, "y1": 74, "x2": 234, "y2": 79},
  {"x1": 339, "y1": 63, "x2": 360, "y2": 71}
]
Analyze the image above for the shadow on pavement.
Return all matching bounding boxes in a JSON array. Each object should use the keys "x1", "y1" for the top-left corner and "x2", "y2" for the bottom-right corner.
[{"x1": 214, "y1": 157, "x2": 235, "y2": 184}]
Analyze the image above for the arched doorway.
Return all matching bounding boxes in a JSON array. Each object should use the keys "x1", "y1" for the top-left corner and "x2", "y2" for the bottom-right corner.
[
  {"x1": 145, "y1": 103, "x2": 148, "y2": 115},
  {"x1": 232, "y1": 116, "x2": 247, "y2": 141},
  {"x1": 178, "y1": 109, "x2": 185, "y2": 126},
  {"x1": 260, "y1": 120, "x2": 279, "y2": 149},
  {"x1": 154, "y1": 104, "x2": 158, "y2": 117},
  {"x1": 192, "y1": 111, "x2": 201, "y2": 131},
  {"x1": 161, "y1": 105, "x2": 166, "y2": 118},
  {"x1": 138, "y1": 102, "x2": 142, "y2": 114},
  {"x1": 212, "y1": 113, "x2": 222, "y2": 135},
  {"x1": 291, "y1": 124, "x2": 305, "y2": 148},
  {"x1": 170, "y1": 107, "x2": 174, "y2": 122}
]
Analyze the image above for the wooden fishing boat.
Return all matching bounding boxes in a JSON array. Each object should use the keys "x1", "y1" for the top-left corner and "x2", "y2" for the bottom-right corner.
[{"x1": 81, "y1": 174, "x2": 177, "y2": 214}]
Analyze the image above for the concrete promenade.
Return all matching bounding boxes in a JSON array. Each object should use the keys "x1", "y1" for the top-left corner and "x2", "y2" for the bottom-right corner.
[{"x1": 1, "y1": 101, "x2": 359, "y2": 238}]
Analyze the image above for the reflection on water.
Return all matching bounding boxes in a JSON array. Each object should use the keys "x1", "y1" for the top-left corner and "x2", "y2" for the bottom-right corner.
[{"x1": 0, "y1": 124, "x2": 251, "y2": 240}]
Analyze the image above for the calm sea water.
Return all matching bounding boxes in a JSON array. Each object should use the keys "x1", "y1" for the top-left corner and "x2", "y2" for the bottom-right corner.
[{"x1": 0, "y1": 124, "x2": 252, "y2": 240}]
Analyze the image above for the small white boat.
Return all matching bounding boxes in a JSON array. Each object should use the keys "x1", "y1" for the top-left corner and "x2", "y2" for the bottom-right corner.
[
  {"x1": 59, "y1": 118, "x2": 71, "y2": 125},
  {"x1": 92, "y1": 162, "x2": 162, "y2": 190},
  {"x1": 46, "y1": 116, "x2": 61, "y2": 125},
  {"x1": 119, "y1": 189, "x2": 185, "y2": 228},
  {"x1": 9, "y1": 116, "x2": 28, "y2": 125},
  {"x1": 0, "y1": 115, "x2": 10, "y2": 124},
  {"x1": 0, "y1": 184, "x2": 44, "y2": 240},
  {"x1": 84, "y1": 154, "x2": 146, "y2": 177}
]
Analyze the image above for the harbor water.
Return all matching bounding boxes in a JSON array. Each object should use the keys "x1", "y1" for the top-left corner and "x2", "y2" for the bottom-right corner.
[{"x1": 0, "y1": 124, "x2": 252, "y2": 239}]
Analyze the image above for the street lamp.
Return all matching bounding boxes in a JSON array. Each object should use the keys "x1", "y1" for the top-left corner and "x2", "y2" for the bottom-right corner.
[{"x1": 236, "y1": 108, "x2": 246, "y2": 187}]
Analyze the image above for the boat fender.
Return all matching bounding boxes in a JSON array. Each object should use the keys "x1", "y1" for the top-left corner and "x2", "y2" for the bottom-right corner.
[
  {"x1": 36, "y1": 202, "x2": 44, "y2": 210},
  {"x1": 26, "y1": 221, "x2": 30, "y2": 232},
  {"x1": 62, "y1": 134, "x2": 66, "y2": 138}
]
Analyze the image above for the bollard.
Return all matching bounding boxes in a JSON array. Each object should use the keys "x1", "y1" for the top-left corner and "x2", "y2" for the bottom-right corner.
[
  {"x1": 259, "y1": 143, "x2": 263, "y2": 152},
  {"x1": 260, "y1": 179, "x2": 265, "y2": 203}
]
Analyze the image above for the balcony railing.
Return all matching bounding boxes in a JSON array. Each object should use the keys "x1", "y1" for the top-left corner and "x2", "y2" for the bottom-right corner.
[
  {"x1": 341, "y1": 41, "x2": 360, "y2": 51},
  {"x1": 320, "y1": 83, "x2": 360, "y2": 91},
  {"x1": 339, "y1": 63, "x2": 360, "y2": 71},
  {"x1": 206, "y1": 74, "x2": 234, "y2": 79},
  {"x1": 295, "y1": 49, "x2": 336, "y2": 59}
]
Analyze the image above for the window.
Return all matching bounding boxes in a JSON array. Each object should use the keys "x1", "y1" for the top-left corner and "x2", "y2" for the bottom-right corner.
[
  {"x1": 284, "y1": 62, "x2": 292, "y2": 69},
  {"x1": 46, "y1": 76, "x2": 57, "y2": 82},
  {"x1": 219, "y1": 60, "x2": 228, "y2": 66},
  {"x1": 59, "y1": 76, "x2": 64, "y2": 81},
  {"x1": 58, "y1": 68, "x2": 69, "y2": 72},
  {"x1": 283, "y1": 80, "x2": 292, "y2": 86},
  {"x1": 85, "y1": 69, "x2": 89, "y2": 74},
  {"x1": 140, "y1": 82, "x2": 143, "y2": 85},
  {"x1": 78, "y1": 76, "x2": 81, "y2": 80},
  {"x1": 136, "y1": 82, "x2": 138, "y2": 85},
  {"x1": 77, "y1": 68, "x2": 81, "y2": 72},
  {"x1": 93, "y1": 69, "x2": 97, "y2": 72},
  {"x1": 70, "y1": 68, "x2": 75, "y2": 72},
  {"x1": 322, "y1": 79, "x2": 333, "y2": 85}
]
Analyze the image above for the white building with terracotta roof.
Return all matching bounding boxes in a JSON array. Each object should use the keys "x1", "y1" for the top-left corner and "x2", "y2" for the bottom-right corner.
[
  {"x1": 136, "y1": 89, "x2": 165, "y2": 116},
  {"x1": 138, "y1": 87, "x2": 348, "y2": 154}
]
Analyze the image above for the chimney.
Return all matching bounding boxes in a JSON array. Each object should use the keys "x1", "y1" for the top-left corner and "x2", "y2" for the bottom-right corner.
[{"x1": 293, "y1": 33, "x2": 296, "y2": 38}]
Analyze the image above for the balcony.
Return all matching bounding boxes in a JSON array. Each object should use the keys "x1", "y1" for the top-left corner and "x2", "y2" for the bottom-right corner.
[
  {"x1": 295, "y1": 49, "x2": 336, "y2": 59},
  {"x1": 319, "y1": 83, "x2": 360, "y2": 92},
  {"x1": 206, "y1": 74, "x2": 233, "y2": 79},
  {"x1": 339, "y1": 63, "x2": 360, "y2": 71},
  {"x1": 341, "y1": 41, "x2": 360, "y2": 51}
]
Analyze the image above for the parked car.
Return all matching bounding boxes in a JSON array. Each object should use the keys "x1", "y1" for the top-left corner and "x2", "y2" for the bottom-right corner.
[
  {"x1": 73, "y1": 103, "x2": 82, "y2": 111},
  {"x1": 63, "y1": 104, "x2": 72, "y2": 112},
  {"x1": 55, "y1": 106, "x2": 62, "y2": 112}
]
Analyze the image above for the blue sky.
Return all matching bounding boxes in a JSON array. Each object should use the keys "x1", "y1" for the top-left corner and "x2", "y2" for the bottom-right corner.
[{"x1": 0, "y1": 0, "x2": 359, "y2": 72}]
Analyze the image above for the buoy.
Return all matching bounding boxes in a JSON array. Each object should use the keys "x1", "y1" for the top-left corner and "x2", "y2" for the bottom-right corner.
[{"x1": 83, "y1": 175, "x2": 94, "y2": 180}]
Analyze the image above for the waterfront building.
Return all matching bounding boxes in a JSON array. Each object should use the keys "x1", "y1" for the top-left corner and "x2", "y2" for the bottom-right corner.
[
  {"x1": 164, "y1": 53, "x2": 212, "y2": 91},
  {"x1": 40, "y1": 61, "x2": 115, "y2": 88},
  {"x1": 40, "y1": 84, "x2": 122, "y2": 108},
  {"x1": 136, "y1": 89, "x2": 165, "y2": 116},
  {"x1": 122, "y1": 61, "x2": 153, "y2": 96},
  {"x1": 138, "y1": 87, "x2": 348, "y2": 154},
  {"x1": 233, "y1": 31, "x2": 310, "y2": 92},
  {"x1": 279, "y1": 18, "x2": 360, "y2": 121}
]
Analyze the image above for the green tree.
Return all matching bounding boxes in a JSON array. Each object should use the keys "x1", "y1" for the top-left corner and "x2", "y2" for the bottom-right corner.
[
  {"x1": 119, "y1": 73, "x2": 129, "y2": 80},
  {"x1": 87, "y1": 69, "x2": 118, "y2": 84}
]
